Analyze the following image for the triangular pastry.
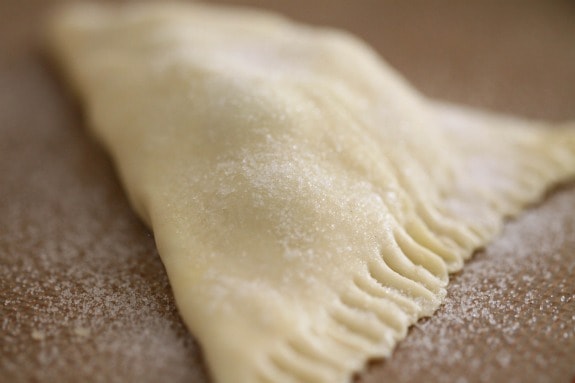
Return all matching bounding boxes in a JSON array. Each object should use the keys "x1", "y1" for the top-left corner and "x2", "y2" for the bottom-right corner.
[{"x1": 47, "y1": 3, "x2": 575, "y2": 383}]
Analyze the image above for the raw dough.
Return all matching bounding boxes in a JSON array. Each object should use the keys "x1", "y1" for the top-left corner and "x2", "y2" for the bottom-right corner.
[{"x1": 47, "y1": 3, "x2": 575, "y2": 383}]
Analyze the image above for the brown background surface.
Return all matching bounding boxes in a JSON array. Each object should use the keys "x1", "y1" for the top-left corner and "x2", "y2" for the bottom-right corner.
[{"x1": 1, "y1": 1, "x2": 574, "y2": 382}]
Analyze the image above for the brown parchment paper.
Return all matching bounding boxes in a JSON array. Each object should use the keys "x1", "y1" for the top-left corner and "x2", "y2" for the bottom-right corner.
[{"x1": 1, "y1": 1, "x2": 574, "y2": 382}]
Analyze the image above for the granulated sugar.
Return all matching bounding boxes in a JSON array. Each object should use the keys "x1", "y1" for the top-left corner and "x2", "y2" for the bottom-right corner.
[{"x1": 0, "y1": 190, "x2": 209, "y2": 382}]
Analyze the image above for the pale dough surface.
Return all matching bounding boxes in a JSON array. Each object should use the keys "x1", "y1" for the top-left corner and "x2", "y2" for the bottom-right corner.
[{"x1": 47, "y1": 3, "x2": 575, "y2": 383}]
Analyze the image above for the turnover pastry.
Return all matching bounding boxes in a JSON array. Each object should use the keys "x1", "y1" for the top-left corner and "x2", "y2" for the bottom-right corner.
[{"x1": 47, "y1": 3, "x2": 575, "y2": 382}]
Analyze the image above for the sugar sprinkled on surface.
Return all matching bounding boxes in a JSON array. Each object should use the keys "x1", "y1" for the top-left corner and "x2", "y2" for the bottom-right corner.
[
  {"x1": 363, "y1": 185, "x2": 575, "y2": 383},
  {"x1": 0, "y1": 63, "x2": 209, "y2": 383}
]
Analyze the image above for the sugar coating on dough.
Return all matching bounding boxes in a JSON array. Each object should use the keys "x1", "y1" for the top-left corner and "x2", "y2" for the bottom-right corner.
[{"x1": 47, "y1": 3, "x2": 575, "y2": 383}]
